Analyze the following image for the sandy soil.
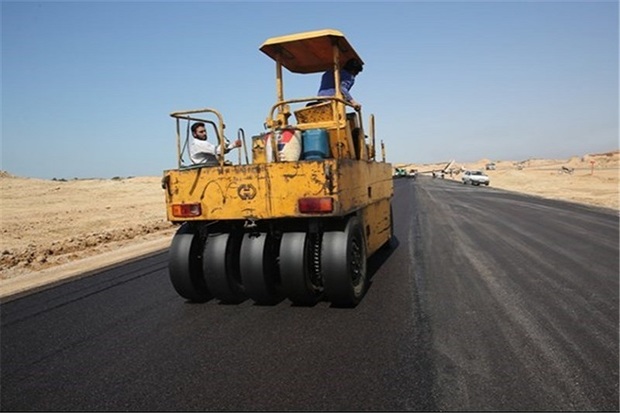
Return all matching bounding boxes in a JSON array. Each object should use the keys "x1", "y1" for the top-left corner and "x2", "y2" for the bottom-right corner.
[
  {"x1": 1, "y1": 150, "x2": 617, "y2": 297},
  {"x1": 0, "y1": 175, "x2": 177, "y2": 294}
]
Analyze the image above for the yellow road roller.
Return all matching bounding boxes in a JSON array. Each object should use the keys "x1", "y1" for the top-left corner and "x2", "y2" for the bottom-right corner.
[{"x1": 162, "y1": 29, "x2": 394, "y2": 307}]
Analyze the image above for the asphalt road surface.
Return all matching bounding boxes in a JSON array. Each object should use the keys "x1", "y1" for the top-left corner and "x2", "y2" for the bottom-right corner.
[{"x1": 2, "y1": 177, "x2": 618, "y2": 411}]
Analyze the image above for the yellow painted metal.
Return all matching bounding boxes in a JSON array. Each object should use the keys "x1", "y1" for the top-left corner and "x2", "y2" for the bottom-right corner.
[
  {"x1": 163, "y1": 159, "x2": 392, "y2": 253},
  {"x1": 360, "y1": 198, "x2": 392, "y2": 255},
  {"x1": 164, "y1": 160, "x2": 390, "y2": 220},
  {"x1": 251, "y1": 134, "x2": 268, "y2": 164},
  {"x1": 293, "y1": 102, "x2": 333, "y2": 124},
  {"x1": 259, "y1": 29, "x2": 363, "y2": 74},
  {"x1": 369, "y1": 114, "x2": 376, "y2": 160}
]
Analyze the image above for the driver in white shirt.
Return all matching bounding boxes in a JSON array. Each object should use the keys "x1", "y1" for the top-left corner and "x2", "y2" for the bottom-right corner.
[{"x1": 189, "y1": 122, "x2": 241, "y2": 165}]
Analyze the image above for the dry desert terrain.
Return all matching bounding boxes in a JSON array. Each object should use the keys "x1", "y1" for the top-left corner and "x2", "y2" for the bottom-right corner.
[{"x1": 1, "y1": 150, "x2": 618, "y2": 297}]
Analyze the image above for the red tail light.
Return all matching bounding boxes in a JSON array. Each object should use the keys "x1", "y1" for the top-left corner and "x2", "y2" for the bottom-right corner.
[
  {"x1": 172, "y1": 203, "x2": 202, "y2": 217},
  {"x1": 298, "y1": 197, "x2": 333, "y2": 213}
]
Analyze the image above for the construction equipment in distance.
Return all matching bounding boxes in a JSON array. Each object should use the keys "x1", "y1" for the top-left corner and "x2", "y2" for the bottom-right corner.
[{"x1": 161, "y1": 29, "x2": 394, "y2": 307}]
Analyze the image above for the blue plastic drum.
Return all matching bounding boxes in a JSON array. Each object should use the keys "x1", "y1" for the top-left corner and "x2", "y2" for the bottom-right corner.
[{"x1": 302, "y1": 129, "x2": 330, "y2": 160}]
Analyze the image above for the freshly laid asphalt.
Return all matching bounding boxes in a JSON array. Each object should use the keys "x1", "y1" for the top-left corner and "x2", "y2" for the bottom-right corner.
[{"x1": 1, "y1": 177, "x2": 618, "y2": 411}]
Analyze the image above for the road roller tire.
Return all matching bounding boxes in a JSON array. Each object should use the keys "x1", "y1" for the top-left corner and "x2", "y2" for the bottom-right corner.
[
  {"x1": 280, "y1": 232, "x2": 323, "y2": 306},
  {"x1": 322, "y1": 216, "x2": 368, "y2": 307},
  {"x1": 168, "y1": 223, "x2": 210, "y2": 302},
  {"x1": 240, "y1": 232, "x2": 284, "y2": 305},
  {"x1": 203, "y1": 232, "x2": 246, "y2": 304}
]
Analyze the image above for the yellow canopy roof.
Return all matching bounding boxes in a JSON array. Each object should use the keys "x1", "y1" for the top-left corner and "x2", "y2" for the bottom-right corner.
[{"x1": 259, "y1": 29, "x2": 363, "y2": 74}]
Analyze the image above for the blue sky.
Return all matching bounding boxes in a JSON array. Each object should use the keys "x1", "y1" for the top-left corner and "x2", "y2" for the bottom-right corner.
[{"x1": 2, "y1": 0, "x2": 618, "y2": 179}]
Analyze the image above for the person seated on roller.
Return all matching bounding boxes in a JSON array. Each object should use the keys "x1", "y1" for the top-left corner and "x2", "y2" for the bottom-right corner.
[{"x1": 189, "y1": 122, "x2": 241, "y2": 165}]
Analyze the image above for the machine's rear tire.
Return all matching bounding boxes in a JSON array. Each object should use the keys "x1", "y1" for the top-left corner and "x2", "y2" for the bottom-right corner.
[
  {"x1": 203, "y1": 232, "x2": 246, "y2": 303},
  {"x1": 322, "y1": 216, "x2": 367, "y2": 307},
  {"x1": 280, "y1": 232, "x2": 323, "y2": 306},
  {"x1": 240, "y1": 232, "x2": 283, "y2": 305},
  {"x1": 169, "y1": 223, "x2": 210, "y2": 302}
]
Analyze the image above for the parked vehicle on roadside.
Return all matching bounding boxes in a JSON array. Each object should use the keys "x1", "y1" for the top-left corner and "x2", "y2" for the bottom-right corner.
[{"x1": 462, "y1": 170, "x2": 490, "y2": 186}]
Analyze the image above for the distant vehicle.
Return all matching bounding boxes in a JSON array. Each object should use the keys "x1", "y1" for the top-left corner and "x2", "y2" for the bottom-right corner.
[
  {"x1": 393, "y1": 167, "x2": 407, "y2": 178},
  {"x1": 462, "y1": 170, "x2": 490, "y2": 186},
  {"x1": 485, "y1": 163, "x2": 496, "y2": 170}
]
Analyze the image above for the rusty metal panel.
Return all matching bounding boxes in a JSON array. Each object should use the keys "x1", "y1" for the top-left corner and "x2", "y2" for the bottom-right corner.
[{"x1": 164, "y1": 161, "x2": 340, "y2": 221}]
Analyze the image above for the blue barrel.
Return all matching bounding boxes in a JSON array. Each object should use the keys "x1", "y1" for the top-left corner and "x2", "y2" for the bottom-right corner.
[{"x1": 302, "y1": 129, "x2": 330, "y2": 160}]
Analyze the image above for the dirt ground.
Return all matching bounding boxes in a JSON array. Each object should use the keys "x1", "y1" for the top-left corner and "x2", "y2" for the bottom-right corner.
[
  {"x1": 1, "y1": 150, "x2": 618, "y2": 297},
  {"x1": 0, "y1": 175, "x2": 176, "y2": 284}
]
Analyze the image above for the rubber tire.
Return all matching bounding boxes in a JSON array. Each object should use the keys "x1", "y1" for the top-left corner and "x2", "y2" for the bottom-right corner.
[
  {"x1": 203, "y1": 232, "x2": 246, "y2": 304},
  {"x1": 322, "y1": 216, "x2": 368, "y2": 307},
  {"x1": 168, "y1": 224, "x2": 210, "y2": 302},
  {"x1": 280, "y1": 232, "x2": 323, "y2": 306},
  {"x1": 240, "y1": 232, "x2": 283, "y2": 305}
]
